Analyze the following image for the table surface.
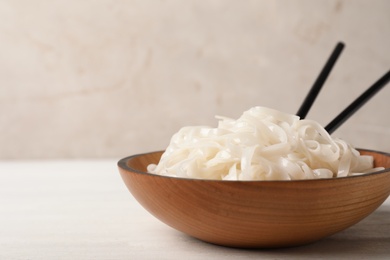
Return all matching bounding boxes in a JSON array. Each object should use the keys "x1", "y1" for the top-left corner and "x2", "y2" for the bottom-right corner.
[{"x1": 1, "y1": 160, "x2": 389, "y2": 260}]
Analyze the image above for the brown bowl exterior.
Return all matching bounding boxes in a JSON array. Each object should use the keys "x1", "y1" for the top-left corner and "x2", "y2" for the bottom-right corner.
[{"x1": 118, "y1": 149, "x2": 390, "y2": 248}]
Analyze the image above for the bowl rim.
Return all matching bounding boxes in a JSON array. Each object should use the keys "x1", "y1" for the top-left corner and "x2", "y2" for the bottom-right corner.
[{"x1": 117, "y1": 148, "x2": 390, "y2": 183}]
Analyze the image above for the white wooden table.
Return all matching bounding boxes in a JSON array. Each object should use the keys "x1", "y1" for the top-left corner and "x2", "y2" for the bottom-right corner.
[{"x1": 1, "y1": 160, "x2": 389, "y2": 259}]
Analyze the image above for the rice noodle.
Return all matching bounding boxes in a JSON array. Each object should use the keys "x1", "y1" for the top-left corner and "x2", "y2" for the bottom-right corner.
[{"x1": 148, "y1": 106, "x2": 383, "y2": 180}]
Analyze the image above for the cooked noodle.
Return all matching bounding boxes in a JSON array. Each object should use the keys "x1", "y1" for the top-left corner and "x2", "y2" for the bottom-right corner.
[{"x1": 147, "y1": 107, "x2": 383, "y2": 180}]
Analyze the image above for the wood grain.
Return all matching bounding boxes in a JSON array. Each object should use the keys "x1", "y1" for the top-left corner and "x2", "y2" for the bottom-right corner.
[{"x1": 118, "y1": 150, "x2": 390, "y2": 248}]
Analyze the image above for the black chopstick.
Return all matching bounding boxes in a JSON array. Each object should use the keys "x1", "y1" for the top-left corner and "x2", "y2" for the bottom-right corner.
[
  {"x1": 297, "y1": 42, "x2": 345, "y2": 119},
  {"x1": 325, "y1": 70, "x2": 390, "y2": 134}
]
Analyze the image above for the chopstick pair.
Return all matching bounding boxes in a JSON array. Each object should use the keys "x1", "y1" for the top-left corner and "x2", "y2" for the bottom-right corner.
[{"x1": 296, "y1": 42, "x2": 390, "y2": 134}]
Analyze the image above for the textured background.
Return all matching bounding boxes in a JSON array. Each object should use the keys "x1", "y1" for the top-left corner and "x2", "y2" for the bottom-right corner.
[{"x1": 1, "y1": 0, "x2": 389, "y2": 159}]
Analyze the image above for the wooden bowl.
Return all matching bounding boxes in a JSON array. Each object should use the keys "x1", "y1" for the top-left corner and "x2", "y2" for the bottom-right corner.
[{"x1": 118, "y1": 149, "x2": 390, "y2": 248}]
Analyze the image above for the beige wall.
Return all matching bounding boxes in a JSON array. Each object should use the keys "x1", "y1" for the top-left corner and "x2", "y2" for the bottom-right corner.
[{"x1": 1, "y1": 0, "x2": 389, "y2": 159}]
